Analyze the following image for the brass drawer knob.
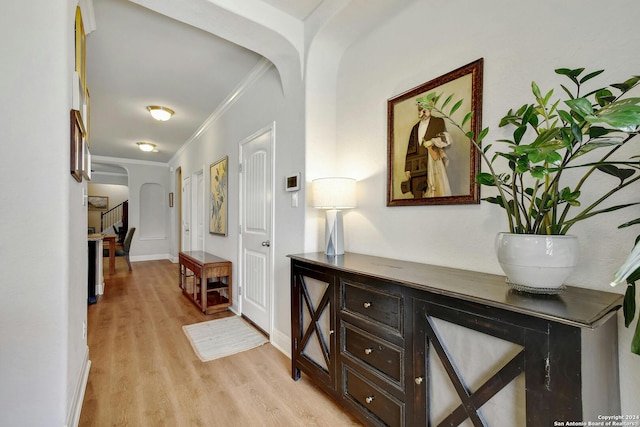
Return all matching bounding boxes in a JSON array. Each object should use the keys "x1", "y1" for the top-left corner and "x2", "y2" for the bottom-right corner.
[
  {"x1": 415, "y1": 376, "x2": 424, "y2": 385},
  {"x1": 364, "y1": 348, "x2": 373, "y2": 355},
  {"x1": 363, "y1": 302, "x2": 372, "y2": 308},
  {"x1": 365, "y1": 396, "x2": 375, "y2": 404}
]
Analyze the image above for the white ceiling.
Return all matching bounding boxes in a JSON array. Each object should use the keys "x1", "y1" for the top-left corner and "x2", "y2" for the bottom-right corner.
[{"x1": 86, "y1": 0, "x2": 320, "y2": 168}]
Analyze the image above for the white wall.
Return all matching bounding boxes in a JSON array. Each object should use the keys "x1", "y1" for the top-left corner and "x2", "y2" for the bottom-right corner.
[
  {"x1": 0, "y1": 1, "x2": 90, "y2": 425},
  {"x1": 320, "y1": 0, "x2": 640, "y2": 414},
  {"x1": 170, "y1": 64, "x2": 305, "y2": 350},
  {"x1": 92, "y1": 157, "x2": 172, "y2": 261}
]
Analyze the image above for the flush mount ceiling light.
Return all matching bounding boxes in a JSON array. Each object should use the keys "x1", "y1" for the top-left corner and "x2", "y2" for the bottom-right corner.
[
  {"x1": 146, "y1": 105, "x2": 174, "y2": 121},
  {"x1": 137, "y1": 142, "x2": 156, "y2": 152}
]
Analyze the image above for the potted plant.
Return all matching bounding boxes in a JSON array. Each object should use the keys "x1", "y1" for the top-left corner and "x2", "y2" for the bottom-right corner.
[
  {"x1": 611, "y1": 232, "x2": 640, "y2": 355},
  {"x1": 417, "y1": 68, "x2": 640, "y2": 293}
]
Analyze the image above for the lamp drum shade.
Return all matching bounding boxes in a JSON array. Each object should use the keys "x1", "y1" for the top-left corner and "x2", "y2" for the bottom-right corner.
[
  {"x1": 313, "y1": 177, "x2": 356, "y2": 256},
  {"x1": 312, "y1": 177, "x2": 357, "y2": 209}
]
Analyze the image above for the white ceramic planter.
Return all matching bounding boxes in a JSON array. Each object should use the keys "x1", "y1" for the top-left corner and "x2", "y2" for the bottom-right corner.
[{"x1": 495, "y1": 232, "x2": 579, "y2": 294}]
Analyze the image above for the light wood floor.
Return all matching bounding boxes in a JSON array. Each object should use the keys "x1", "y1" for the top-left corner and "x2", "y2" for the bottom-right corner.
[{"x1": 80, "y1": 258, "x2": 362, "y2": 427}]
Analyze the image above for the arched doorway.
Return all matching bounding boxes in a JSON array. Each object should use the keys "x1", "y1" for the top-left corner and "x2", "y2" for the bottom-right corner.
[{"x1": 87, "y1": 162, "x2": 129, "y2": 235}]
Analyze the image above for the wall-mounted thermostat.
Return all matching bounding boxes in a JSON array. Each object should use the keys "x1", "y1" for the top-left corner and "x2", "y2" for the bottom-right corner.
[{"x1": 285, "y1": 173, "x2": 301, "y2": 192}]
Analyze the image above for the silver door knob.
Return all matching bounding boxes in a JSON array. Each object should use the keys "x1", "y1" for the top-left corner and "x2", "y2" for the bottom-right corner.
[{"x1": 261, "y1": 241, "x2": 270, "y2": 247}]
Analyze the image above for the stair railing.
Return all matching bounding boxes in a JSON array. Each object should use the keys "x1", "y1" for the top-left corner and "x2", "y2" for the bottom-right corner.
[{"x1": 101, "y1": 200, "x2": 128, "y2": 234}]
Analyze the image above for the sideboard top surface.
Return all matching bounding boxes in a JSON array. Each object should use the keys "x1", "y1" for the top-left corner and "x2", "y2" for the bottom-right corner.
[
  {"x1": 179, "y1": 250, "x2": 229, "y2": 265},
  {"x1": 288, "y1": 252, "x2": 622, "y2": 329}
]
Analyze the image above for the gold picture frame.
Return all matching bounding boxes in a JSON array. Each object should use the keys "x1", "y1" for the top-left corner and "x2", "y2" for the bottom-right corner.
[
  {"x1": 88, "y1": 196, "x2": 108, "y2": 211},
  {"x1": 387, "y1": 59, "x2": 483, "y2": 206},
  {"x1": 82, "y1": 138, "x2": 91, "y2": 181},
  {"x1": 210, "y1": 156, "x2": 228, "y2": 235}
]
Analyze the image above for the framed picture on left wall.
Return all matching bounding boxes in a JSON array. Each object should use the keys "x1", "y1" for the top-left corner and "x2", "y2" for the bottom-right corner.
[
  {"x1": 82, "y1": 138, "x2": 91, "y2": 181},
  {"x1": 70, "y1": 109, "x2": 85, "y2": 182}
]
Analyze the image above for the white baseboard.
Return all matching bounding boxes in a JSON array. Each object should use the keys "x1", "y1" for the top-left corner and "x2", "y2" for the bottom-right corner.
[
  {"x1": 130, "y1": 253, "x2": 171, "y2": 263},
  {"x1": 65, "y1": 346, "x2": 91, "y2": 427},
  {"x1": 270, "y1": 327, "x2": 291, "y2": 359}
]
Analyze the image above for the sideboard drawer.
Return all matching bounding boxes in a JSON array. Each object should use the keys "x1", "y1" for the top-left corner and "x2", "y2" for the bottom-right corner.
[
  {"x1": 343, "y1": 366, "x2": 404, "y2": 427},
  {"x1": 343, "y1": 323, "x2": 402, "y2": 383},
  {"x1": 343, "y1": 282, "x2": 402, "y2": 331}
]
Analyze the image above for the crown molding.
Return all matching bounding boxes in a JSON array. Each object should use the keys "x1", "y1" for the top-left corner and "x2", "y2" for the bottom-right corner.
[
  {"x1": 169, "y1": 57, "x2": 273, "y2": 165},
  {"x1": 92, "y1": 155, "x2": 170, "y2": 168}
]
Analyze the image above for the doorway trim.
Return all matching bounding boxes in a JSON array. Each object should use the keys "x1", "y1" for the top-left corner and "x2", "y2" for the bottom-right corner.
[
  {"x1": 176, "y1": 166, "x2": 182, "y2": 259},
  {"x1": 238, "y1": 122, "x2": 276, "y2": 336},
  {"x1": 192, "y1": 167, "x2": 205, "y2": 252}
]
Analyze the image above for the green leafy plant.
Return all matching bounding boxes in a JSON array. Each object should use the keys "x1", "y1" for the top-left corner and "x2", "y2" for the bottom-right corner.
[
  {"x1": 418, "y1": 68, "x2": 640, "y2": 354},
  {"x1": 611, "y1": 233, "x2": 640, "y2": 355},
  {"x1": 418, "y1": 68, "x2": 640, "y2": 235}
]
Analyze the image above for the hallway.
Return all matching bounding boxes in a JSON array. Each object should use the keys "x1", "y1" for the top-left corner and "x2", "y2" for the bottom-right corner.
[{"x1": 80, "y1": 259, "x2": 361, "y2": 426}]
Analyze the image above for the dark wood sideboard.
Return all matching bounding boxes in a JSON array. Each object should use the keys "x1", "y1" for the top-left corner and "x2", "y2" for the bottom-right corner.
[{"x1": 289, "y1": 252, "x2": 623, "y2": 427}]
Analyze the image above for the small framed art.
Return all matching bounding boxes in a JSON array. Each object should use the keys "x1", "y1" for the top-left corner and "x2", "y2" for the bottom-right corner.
[
  {"x1": 88, "y1": 196, "x2": 108, "y2": 211},
  {"x1": 70, "y1": 109, "x2": 85, "y2": 183}
]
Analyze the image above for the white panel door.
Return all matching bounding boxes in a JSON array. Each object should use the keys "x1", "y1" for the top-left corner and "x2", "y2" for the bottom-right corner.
[
  {"x1": 194, "y1": 170, "x2": 204, "y2": 251},
  {"x1": 181, "y1": 176, "x2": 191, "y2": 252},
  {"x1": 240, "y1": 126, "x2": 273, "y2": 333}
]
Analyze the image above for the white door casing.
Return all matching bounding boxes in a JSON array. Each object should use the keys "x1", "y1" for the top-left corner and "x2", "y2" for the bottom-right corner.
[
  {"x1": 176, "y1": 167, "x2": 183, "y2": 258},
  {"x1": 182, "y1": 176, "x2": 191, "y2": 252},
  {"x1": 239, "y1": 124, "x2": 274, "y2": 333},
  {"x1": 195, "y1": 169, "x2": 204, "y2": 251}
]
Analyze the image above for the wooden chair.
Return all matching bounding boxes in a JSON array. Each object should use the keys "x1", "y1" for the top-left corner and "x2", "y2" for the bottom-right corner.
[
  {"x1": 112, "y1": 225, "x2": 126, "y2": 244},
  {"x1": 104, "y1": 227, "x2": 136, "y2": 271}
]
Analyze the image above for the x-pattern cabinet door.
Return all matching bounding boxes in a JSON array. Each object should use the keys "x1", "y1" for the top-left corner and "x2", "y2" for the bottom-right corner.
[
  {"x1": 291, "y1": 264, "x2": 338, "y2": 392},
  {"x1": 411, "y1": 296, "x2": 578, "y2": 427}
]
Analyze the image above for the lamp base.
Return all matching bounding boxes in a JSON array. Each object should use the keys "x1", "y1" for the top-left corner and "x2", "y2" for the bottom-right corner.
[{"x1": 324, "y1": 209, "x2": 344, "y2": 256}]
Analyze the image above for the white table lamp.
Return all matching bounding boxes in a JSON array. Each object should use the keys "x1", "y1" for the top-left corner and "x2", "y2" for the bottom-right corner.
[{"x1": 313, "y1": 177, "x2": 357, "y2": 256}]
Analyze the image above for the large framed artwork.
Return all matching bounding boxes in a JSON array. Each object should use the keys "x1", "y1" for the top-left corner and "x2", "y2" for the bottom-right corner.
[
  {"x1": 210, "y1": 156, "x2": 228, "y2": 235},
  {"x1": 387, "y1": 58, "x2": 483, "y2": 206}
]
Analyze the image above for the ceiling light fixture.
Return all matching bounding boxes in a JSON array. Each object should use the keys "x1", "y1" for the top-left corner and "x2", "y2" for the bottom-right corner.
[
  {"x1": 137, "y1": 142, "x2": 156, "y2": 152},
  {"x1": 146, "y1": 105, "x2": 174, "y2": 121}
]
